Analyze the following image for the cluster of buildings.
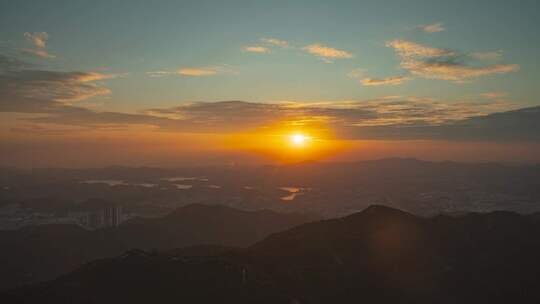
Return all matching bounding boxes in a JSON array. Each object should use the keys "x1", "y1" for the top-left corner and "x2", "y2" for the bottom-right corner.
[
  {"x1": 0, "y1": 203, "x2": 125, "y2": 230},
  {"x1": 84, "y1": 205, "x2": 124, "y2": 229}
]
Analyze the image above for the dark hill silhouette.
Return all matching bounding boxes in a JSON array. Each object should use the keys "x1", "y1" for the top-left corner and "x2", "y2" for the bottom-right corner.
[
  {"x1": 113, "y1": 203, "x2": 315, "y2": 251},
  {"x1": 5, "y1": 205, "x2": 540, "y2": 303},
  {"x1": 0, "y1": 204, "x2": 314, "y2": 291}
]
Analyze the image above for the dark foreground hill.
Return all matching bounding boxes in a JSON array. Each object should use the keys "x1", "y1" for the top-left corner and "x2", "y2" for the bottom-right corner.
[
  {"x1": 5, "y1": 205, "x2": 540, "y2": 304},
  {"x1": 0, "y1": 204, "x2": 314, "y2": 291}
]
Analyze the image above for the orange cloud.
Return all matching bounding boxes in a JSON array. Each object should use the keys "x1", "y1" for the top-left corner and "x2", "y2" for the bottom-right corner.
[
  {"x1": 404, "y1": 61, "x2": 519, "y2": 82},
  {"x1": 361, "y1": 76, "x2": 410, "y2": 86},
  {"x1": 386, "y1": 39, "x2": 454, "y2": 58},
  {"x1": 417, "y1": 22, "x2": 445, "y2": 33},
  {"x1": 21, "y1": 32, "x2": 55, "y2": 59},
  {"x1": 177, "y1": 68, "x2": 218, "y2": 77},
  {"x1": 148, "y1": 65, "x2": 234, "y2": 77},
  {"x1": 242, "y1": 46, "x2": 270, "y2": 53},
  {"x1": 386, "y1": 39, "x2": 519, "y2": 82},
  {"x1": 24, "y1": 32, "x2": 48, "y2": 49},
  {"x1": 261, "y1": 38, "x2": 289, "y2": 48},
  {"x1": 480, "y1": 92, "x2": 507, "y2": 99},
  {"x1": 303, "y1": 44, "x2": 353, "y2": 60}
]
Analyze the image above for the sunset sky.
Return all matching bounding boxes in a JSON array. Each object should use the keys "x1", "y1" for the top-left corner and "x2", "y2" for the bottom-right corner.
[{"x1": 1, "y1": 0, "x2": 539, "y2": 167}]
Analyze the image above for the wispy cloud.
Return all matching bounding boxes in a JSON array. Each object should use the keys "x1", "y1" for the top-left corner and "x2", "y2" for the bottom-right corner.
[
  {"x1": 386, "y1": 39, "x2": 454, "y2": 58},
  {"x1": 261, "y1": 38, "x2": 289, "y2": 48},
  {"x1": 386, "y1": 39, "x2": 519, "y2": 82},
  {"x1": 361, "y1": 76, "x2": 410, "y2": 86},
  {"x1": 177, "y1": 67, "x2": 218, "y2": 76},
  {"x1": 343, "y1": 106, "x2": 540, "y2": 142},
  {"x1": 2, "y1": 48, "x2": 532, "y2": 143},
  {"x1": 0, "y1": 54, "x2": 33, "y2": 71},
  {"x1": 0, "y1": 70, "x2": 118, "y2": 108},
  {"x1": 12, "y1": 95, "x2": 523, "y2": 141},
  {"x1": 146, "y1": 71, "x2": 172, "y2": 78},
  {"x1": 20, "y1": 32, "x2": 55, "y2": 59},
  {"x1": 147, "y1": 65, "x2": 233, "y2": 77},
  {"x1": 417, "y1": 22, "x2": 445, "y2": 33},
  {"x1": 403, "y1": 60, "x2": 519, "y2": 82},
  {"x1": 19, "y1": 48, "x2": 56, "y2": 59},
  {"x1": 8, "y1": 81, "x2": 536, "y2": 143},
  {"x1": 480, "y1": 91, "x2": 507, "y2": 99},
  {"x1": 347, "y1": 68, "x2": 367, "y2": 79},
  {"x1": 243, "y1": 39, "x2": 352, "y2": 62},
  {"x1": 24, "y1": 32, "x2": 49, "y2": 49},
  {"x1": 0, "y1": 55, "x2": 120, "y2": 112},
  {"x1": 470, "y1": 50, "x2": 503, "y2": 61},
  {"x1": 242, "y1": 46, "x2": 270, "y2": 53},
  {"x1": 303, "y1": 44, "x2": 353, "y2": 61}
]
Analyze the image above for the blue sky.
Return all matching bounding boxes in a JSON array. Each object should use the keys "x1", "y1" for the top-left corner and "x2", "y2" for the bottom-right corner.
[{"x1": 2, "y1": 0, "x2": 539, "y2": 111}]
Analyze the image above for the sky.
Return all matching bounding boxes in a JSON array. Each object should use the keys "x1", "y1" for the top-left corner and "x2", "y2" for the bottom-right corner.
[{"x1": 1, "y1": 0, "x2": 539, "y2": 167}]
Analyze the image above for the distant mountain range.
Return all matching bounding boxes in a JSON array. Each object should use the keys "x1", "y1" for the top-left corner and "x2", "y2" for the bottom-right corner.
[
  {"x1": 0, "y1": 204, "x2": 314, "y2": 291},
  {"x1": 4, "y1": 205, "x2": 540, "y2": 303}
]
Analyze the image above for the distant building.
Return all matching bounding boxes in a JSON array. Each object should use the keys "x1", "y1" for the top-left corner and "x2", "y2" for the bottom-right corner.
[
  {"x1": 104, "y1": 205, "x2": 122, "y2": 227},
  {"x1": 86, "y1": 205, "x2": 123, "y2": 229}
]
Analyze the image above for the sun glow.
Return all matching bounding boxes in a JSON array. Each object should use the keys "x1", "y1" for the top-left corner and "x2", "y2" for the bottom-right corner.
[
  {"x1": 289, "y1": 133, "x2": 311, "y2": 147},
  {"x1": 222, "y1": 124, "x2": 347, "y2": 164}
]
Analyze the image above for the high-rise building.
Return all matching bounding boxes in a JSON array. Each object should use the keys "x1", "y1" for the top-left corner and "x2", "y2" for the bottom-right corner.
[
  {"x1": 104, "y1": 205, "x2": 122, "y2": 227},
  {"x1": 86, "y1": 205, "x2": 123, "y2": 229}
]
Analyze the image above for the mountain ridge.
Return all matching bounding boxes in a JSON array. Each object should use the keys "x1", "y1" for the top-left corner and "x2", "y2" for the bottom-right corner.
[
  {"x1": 0, "y1": 203, "x2": 314, "y2": 291},
  {"x1": 6, "y1": 204, "x2": 540, "y2": 303}
]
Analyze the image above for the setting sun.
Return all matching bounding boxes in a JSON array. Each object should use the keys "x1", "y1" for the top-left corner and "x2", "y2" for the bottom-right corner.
[{"x1": 289, "y1": 133, "x2": 311, "y2": 147}]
